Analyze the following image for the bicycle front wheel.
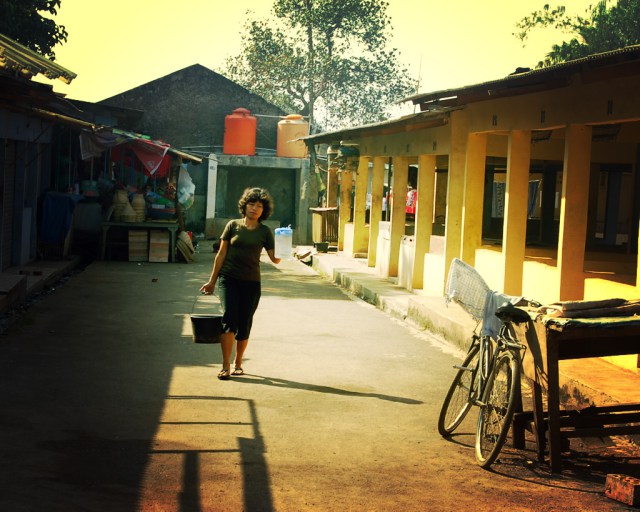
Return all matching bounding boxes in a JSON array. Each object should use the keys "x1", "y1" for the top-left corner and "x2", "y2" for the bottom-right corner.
[
  {"x1": 438, "y1": 343, "x2": 480, "y2": 436},
  {"x1": 475, "y1": 350, "x2": 520, "y2": 468}
]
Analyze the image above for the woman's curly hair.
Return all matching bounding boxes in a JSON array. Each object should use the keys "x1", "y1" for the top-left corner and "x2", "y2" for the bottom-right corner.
[{"x1": 238, "y1": 187, "x2": 274, "y2": 221}]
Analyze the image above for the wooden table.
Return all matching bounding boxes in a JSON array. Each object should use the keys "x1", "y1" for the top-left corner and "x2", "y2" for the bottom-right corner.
[
  {"x1": 100, "y1": 221, "x2": 179, "y2": 262},
  {"x1": 515, "y1": 314, "x2": 640, "y2": 473}
]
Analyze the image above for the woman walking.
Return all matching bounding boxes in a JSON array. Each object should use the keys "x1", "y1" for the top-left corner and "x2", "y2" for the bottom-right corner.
[{"x1": 200, "y1": 187, "x2": 281, "y2": 379}]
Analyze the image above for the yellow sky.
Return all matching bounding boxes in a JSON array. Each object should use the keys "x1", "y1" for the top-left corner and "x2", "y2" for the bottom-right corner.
[{"x1": 39, "y1": 0, "x2": 596, "y2": 103}]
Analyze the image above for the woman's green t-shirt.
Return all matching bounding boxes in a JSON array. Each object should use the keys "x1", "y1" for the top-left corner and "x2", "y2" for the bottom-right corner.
[{"x1": 219, "y1": 219, "x2": 275, "y2": 281}]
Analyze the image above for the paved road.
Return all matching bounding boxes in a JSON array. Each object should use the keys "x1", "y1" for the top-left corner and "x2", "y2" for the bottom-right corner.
[{"x1": 0, "y1": 247, "x2": 634, "y2": 511}]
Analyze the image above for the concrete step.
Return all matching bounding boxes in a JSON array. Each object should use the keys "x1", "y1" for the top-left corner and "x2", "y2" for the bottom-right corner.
[{"x1": 0, "y1": 256, "x2": 82, "y2": 313}]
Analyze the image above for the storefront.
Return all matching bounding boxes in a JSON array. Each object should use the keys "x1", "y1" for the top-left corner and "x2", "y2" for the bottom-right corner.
[{"x1": 42, "y1": 127, "x2": 201, "y2": 263}]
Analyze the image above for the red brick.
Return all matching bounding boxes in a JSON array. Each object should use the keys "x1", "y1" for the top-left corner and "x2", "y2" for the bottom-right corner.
[{"x1": 605, "y1": 474, "x2": 640, "y2": 506}]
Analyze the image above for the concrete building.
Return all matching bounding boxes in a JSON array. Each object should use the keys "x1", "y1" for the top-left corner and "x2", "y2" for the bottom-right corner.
[{"x1": 97, "y1": 65, "x2": 311, "y2": 243}]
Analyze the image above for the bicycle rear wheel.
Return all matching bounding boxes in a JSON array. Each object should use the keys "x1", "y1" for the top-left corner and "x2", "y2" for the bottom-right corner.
[
  {"x1": 475, "y1": 350, "x2": 520, "y2": 468},
  {"x1": 438, "y1": 344, "x2": 480, "y2": 436}
]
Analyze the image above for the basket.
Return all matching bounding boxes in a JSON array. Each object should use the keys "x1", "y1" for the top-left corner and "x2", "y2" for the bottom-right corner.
[
  {"x1": 190, "y1": 314, "x2": 223, "y2": 343},
  {"x1": 445, "y1": 258, "x2": 491, "y2": 321}
]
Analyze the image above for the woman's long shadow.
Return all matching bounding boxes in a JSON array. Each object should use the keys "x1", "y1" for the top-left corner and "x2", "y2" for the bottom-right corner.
[{"x1": 233, "y1": 374, "x2": 423, "y2": 405}]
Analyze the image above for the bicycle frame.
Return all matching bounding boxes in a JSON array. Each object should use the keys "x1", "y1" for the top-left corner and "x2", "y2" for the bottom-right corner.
[
  {"x1": 451, "y1": 321, "x2": 527, "y2": 405},
  {"x1": 479, "y1": 324, "x2": 526, "y2": 396}
]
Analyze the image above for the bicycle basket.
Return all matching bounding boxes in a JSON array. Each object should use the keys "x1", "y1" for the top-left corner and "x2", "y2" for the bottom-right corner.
[{"x1": 445, "y1": 258, "x2": 491, "y2": 321}]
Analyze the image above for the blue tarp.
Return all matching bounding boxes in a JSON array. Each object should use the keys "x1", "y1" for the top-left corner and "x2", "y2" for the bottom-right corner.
[{"x1": 40, "y1": 192, "x2": 83, "y2": 244}]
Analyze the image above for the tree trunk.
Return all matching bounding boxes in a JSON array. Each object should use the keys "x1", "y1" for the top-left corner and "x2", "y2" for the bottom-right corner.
[{"x1": 304, "y1": 0, "x2": 316, "y2": 206}]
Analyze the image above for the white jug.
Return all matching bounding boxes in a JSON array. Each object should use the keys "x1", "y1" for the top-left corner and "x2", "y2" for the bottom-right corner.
[{"x1": 274, "y1": 226, "x2": 293, "y2": 259}]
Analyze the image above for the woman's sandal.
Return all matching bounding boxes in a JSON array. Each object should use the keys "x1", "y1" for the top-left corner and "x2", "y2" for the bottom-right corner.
[
  {"x1": 217, "y1": 368, "x2": 231, "y2": 380},
  {"x1": 231, "y1": 367, "x2": 244, "y2": 376}
]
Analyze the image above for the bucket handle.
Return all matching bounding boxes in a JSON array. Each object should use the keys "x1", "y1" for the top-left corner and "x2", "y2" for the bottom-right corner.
[{"x1": 192, "y1": 290, "x2": 221, "y2": 315}]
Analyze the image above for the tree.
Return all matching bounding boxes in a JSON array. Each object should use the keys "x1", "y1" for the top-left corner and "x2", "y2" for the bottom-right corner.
[
  {"x1": 0, "y1": 0, "x2": 68, "y2": 60},
  {"x1": 515, "y1": 0, "x2": 640, "y2": 67},
  {"x1": 223, "y1": 0, "x2": 415, "y2": 133}
]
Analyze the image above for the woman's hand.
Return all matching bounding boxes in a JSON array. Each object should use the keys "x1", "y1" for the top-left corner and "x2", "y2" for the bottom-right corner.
[
  {"x1": 200, "y1": 281, "x2": 215, "y2": 295},
  {"x1": 267, "y1": 249, "x2": 281, "y2": 265}
]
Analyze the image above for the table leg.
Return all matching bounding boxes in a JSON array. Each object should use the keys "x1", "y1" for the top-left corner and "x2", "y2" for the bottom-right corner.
[
  {"x1": 169, "y1": 227, "x2": 177, "y2": 263},
  {"x1": 532, "y1": 380, "x2": 546, "y2": 462},
  {"x1": 547, "y1": 342, "x2": 562, "y2": 473},
  {"x1": 512, "y1": 376, "x2": 525, "y2": 449}
]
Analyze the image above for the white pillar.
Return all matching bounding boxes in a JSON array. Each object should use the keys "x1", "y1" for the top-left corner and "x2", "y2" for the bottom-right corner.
[{"x1": 205, "y1": 153, "x2": 218, "y2": 238}]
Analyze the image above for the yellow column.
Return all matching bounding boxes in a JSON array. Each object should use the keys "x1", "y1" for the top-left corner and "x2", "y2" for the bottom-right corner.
[
  {"x1": 338, "y1": 167, "x2": 353, "y2": 252},
  {"x1": 352, "y1": 156, "x2": 370, "y2": 255},
  {"x1": 443, "y1": 112, "x2": 467, "y2": 288},
  {"x1": 461, "y1": 133, "x2": 487, "y2": 266},
  {"x1": 368, "y1": 157, "x2": 385, "y2": 267},
  {"x1": 412, "y1": 154, "x2": 436, "y2": 289},
  {"x1": 327, "y1": 168, "x2": 339, "y2": 207},
  {"x1": 389, "y1": 156, "x2": 409, "y2": 277},
  {"x1": 558, "y1": 124, "x2": 592, "y2": 300},
  {"x1": 502, "y1": 130, "x2": 531, "y2": 295}
]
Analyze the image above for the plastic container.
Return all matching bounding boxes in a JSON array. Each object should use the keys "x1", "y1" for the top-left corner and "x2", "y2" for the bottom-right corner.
[
  {"x1": 274, "y1": 226, "x2": 293, "y2": 259},
  {"x1": 81, "y1": 180, "x2": 98, "y2": 197},
  {"x1": 148, "y1": 207, "x2": 176, "y2": 220},
  {"x1": 223, "y1": 108, "x2": 257, "y2": 156},
  {"x1": 277, "y1": 114, "x2": 309, "y2": 158}
]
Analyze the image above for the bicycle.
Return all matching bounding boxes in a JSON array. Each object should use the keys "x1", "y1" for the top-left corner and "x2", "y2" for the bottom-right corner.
[{"x1": 437, "y1": 258, "x2": 535, "y2": 468}]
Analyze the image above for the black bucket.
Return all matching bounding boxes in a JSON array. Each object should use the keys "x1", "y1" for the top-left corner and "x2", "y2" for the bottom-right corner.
[{"x1": 190, "y1": 314, "x2": 223, "y2": 344}]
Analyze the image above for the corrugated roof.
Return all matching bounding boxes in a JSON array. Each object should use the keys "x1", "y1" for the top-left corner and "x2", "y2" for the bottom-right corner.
[
  {"x1": 406, "y1": 45, "x2": 640, "y2": 108},
  {"x1": 0, "y1": 33, "x2": 76, "y2": 84},
  {"x1": 302, "y1": 109, "x2": 452, "y2": 145}
]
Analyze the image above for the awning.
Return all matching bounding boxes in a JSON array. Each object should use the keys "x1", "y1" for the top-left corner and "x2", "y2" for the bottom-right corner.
[
  {"x1": 79, "y1": 128, "x2": 202, "y2": 178},
  {"x1": 0, "y1": 33, "x2": 77, "y2": 84}
]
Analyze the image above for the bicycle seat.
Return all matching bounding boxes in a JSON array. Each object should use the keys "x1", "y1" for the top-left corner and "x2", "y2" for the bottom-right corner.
[{"x1": 495, "y1": 303, "x2": 532, "y2": 324}]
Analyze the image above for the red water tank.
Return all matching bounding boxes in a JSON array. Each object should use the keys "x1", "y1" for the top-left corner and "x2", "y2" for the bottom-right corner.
[{"x1": 223, "y1": 108, "x2": 257, "y2": 155}]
